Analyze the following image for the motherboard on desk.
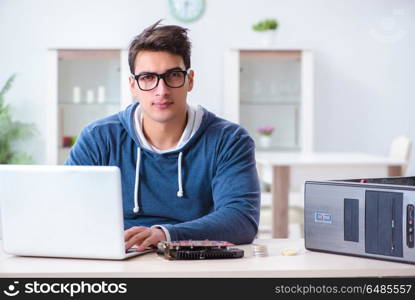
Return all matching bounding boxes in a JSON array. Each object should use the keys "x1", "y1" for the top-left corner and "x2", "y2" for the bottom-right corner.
[{"x1": 157, "y1": 240, "x2": 244, "y2": 260}]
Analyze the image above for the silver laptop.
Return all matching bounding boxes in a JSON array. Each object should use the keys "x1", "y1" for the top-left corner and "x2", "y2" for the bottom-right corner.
[{"x1": 0, "y1": 165, "x2": 153, "y2": 260}]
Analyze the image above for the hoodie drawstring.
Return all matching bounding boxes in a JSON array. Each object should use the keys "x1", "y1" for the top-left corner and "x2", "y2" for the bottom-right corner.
[
  {"x1": 133, "y1": 147, "x2": 141, "y2": 213},
  {"x1": 177, "y1": 151, "x2": 184, "y2": 197},
  {"x1": 133, "y1": 148, "x2": 184, "y2": 214}
]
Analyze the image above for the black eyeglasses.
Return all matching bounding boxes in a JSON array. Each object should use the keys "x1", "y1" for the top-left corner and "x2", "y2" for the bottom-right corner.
[{"x1": 133, "y1": 69, "x2": 188, "y2": 91}]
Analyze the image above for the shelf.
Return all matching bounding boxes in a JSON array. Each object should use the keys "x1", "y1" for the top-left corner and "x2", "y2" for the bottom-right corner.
[
  {"x1": 58, "y1": 102, "x2": 120, "y2": 107},
  {"x1": 59, "y1": 147, "x2": 72, "y2": 151},
  {"x1": 58, "y1": 49, "x2": 120, "y2": 59},
  {"x1": 239, "y1": 49, "x2": 302, "y2": 60}
]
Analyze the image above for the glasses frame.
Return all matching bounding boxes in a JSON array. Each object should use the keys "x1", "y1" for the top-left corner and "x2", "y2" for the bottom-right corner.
[{"x1": 133, "y1": 69, "x2": 188, "y2": 91}]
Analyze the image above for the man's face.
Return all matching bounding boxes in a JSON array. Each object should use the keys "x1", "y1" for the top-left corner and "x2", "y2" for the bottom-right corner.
[{"x1": 129, "y1": 50, "x2": 194, "y2": 124}]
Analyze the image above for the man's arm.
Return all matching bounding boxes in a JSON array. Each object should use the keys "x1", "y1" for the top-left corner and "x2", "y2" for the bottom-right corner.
[{"x1": 161, "y1": 129, "x2": 261, "y2": 244}]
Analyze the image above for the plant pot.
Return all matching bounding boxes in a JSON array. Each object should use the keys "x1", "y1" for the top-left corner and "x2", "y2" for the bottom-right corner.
[
  {"x1": 259, "y1": 135, "x2": 272, "y2": 148},
  {"x1": 258, "y1": 30, "x2": 276, "y2": 46}
]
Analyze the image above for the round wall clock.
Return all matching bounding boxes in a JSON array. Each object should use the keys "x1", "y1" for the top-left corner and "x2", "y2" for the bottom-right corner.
[{"x1": 169, "y1": 0, "x2": 205, "y2": 23}]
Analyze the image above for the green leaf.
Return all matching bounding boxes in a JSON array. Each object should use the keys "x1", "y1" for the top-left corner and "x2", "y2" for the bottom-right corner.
[
  {"x1": 0, "y1": 74, "x2": 37, "y2": 164},
  {"x1": 0, "y1": 74, "x2": 16, "y2": 107},
  {"x1": 252, "y1": 18, "x2": 279, "y2": 32}
]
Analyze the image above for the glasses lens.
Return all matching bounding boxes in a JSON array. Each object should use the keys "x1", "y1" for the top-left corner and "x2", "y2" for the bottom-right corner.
[
  {"x1": 138, "y1": 74, "x2": 158, "y2": 90},
  {"x1": 164, "y1": 71, "x2": 185, "y2": 88}
]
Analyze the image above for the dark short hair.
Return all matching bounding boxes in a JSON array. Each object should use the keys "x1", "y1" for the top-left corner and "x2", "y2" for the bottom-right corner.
[{"x1": 128, "y1": 20, "x2": 191, "y2": 74}]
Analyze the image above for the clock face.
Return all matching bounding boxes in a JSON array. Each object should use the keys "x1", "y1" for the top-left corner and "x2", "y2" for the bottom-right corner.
[{"x1": 169, "y1": 0, "x2": 205, "y2": 22}]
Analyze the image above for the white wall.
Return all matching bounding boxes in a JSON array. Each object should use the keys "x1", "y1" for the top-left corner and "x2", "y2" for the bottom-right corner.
[{"x1": 1, "y1": 0, "x2": 414, "y2": 173}]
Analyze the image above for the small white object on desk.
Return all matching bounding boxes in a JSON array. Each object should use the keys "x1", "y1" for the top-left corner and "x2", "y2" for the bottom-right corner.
[
  {"x1": 281, "y1": 248, "x2": 298, "y2": 256},
  {"x1": 253, "y1": 244, "x2": 268, "y2": 257},
  {"x1": 72, "y1": 86, "x2": 81, "y2": 103},
  {"x1": 86, "y1": 89, "x2": 94, "y2": 104},
  {"x1": 97, "y1": 86, "x2": 106, "y2": 104}
]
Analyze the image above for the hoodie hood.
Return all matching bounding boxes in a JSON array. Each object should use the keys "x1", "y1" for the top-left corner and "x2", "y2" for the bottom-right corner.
[{"x1": 118, "y1": 102, "x2": 215, "y2": 154}]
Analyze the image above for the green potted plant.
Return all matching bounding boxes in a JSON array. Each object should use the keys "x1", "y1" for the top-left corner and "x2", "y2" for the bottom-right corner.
[
  {"x1": 0, "y1": 75, "x2": 36, "y2": 164},
  {"x1": 252, "y1": 18, "x2": 279, "y2": 46}
]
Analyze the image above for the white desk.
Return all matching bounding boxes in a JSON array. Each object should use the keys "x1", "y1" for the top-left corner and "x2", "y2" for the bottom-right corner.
[
  {"x1": 0, "y1": 239, "x2": 414, "y2": 278},
  {"x1": 256, "y1": 151, "x2": 407, "y2": 238}
]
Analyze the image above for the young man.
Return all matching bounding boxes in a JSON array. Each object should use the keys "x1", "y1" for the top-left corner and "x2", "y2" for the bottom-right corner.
[{"x1": 65, "y1": 21, "x2": 260, "y2": 251}]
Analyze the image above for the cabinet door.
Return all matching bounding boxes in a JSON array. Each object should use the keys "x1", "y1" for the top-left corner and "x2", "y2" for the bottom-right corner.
[
  {"x1": 240, "y1": 50, "x2": 301, "y2": 151},
  {"x1": 240, "y1": 103, "x2": 299, "y2": 150}
]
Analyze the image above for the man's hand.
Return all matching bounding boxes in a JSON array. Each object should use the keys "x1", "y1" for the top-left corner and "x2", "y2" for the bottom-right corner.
[{"x1": 124, "y1": 226, "x2": 166, "y2": 251}]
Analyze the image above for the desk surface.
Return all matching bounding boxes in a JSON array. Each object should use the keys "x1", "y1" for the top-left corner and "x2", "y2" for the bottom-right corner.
[
  {"x1": 1, "y1": 239, "x2": 414, "y2": 278},
  {"x1": 256, "y1": 151, "x2": 406, "y2": 166}
]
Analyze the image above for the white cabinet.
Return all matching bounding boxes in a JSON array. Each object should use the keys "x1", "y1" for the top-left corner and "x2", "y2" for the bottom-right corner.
[
  {"x1": 224, "y1": 48, "x2": 313, "y2": 152},
  {"x1": 46, "y1": 49, "x2": 132, "y2": 164}
]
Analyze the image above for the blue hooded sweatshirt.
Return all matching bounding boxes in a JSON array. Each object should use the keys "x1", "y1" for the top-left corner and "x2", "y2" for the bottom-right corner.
[{"x1": 65, "y1": 102, "x2": 260, "y2": 244}]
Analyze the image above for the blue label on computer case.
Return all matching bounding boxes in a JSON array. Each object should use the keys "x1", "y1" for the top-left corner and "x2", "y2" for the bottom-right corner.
[{"x1": 314, "y1": 212, "x2": 332, "y2": 224}]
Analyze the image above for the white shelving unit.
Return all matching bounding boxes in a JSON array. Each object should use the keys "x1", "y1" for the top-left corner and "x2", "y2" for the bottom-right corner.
[
  {"x1": 223, "y1": 48, "x2": 314, "y2": 152},
  {"x1": 46, "y1": 49, "x2": 132, "y2": 165}
]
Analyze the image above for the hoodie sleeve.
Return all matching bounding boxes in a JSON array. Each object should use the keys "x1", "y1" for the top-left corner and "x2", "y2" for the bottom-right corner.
[
  {"x1": 64, "y1": 125, "x2": 103, "y2": 166},
  {"x1": 162, "y1": 127, "x2": 261, "y2": 244}
]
